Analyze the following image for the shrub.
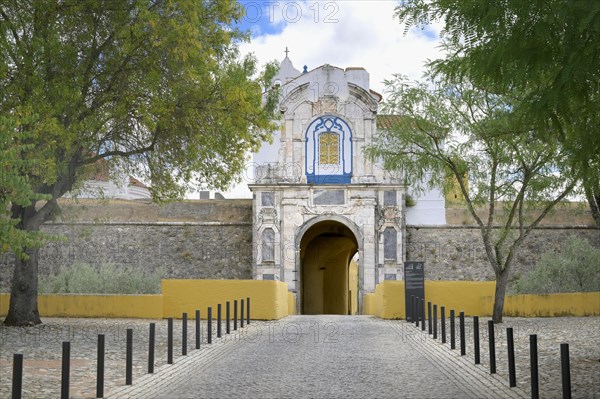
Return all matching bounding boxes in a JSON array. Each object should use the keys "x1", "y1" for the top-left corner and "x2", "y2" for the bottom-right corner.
[
  {"x1": 512, "y1": 236, "x2": 600, "y2": 294},
  {"x1": 39, "y1": 262, "x2": 164, "y2": 294}
]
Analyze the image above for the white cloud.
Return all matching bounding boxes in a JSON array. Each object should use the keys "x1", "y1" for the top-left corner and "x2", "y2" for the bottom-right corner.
[{"x1": 239, "y1": 0, "x2": 443, "y2": 94}]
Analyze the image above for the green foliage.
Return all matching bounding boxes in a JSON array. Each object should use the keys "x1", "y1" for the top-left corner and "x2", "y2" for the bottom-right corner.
[
  {"x1": 38, "y1": 262, "x2": 165, "y2": 294},
  {"x1": 0, "y1": 114, "x2": 49, "y2": 257},
  {"x1": 512, "y1": 236, "x2": 600, "y2": 294},
  {"x1": 1, "y1": 0, "x2": 277, "y2": 211},
  {"x1": 367, "y1": 73, "x2": 580, "y2": 322},
  {"x1": 395, "y1": 0, "x2": 600, "y2": 225}
]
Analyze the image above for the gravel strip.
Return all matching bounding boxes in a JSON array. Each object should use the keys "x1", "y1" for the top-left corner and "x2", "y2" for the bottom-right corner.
[
  {"x1": 411, "y1": 315, "x2": 600, "y2": 398},
  {"x1": 0, "y1": 317, "x2": 221, "y2": 399}
]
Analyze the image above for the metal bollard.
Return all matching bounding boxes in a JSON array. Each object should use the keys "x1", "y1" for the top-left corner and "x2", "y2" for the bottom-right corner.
[
  {"x1": 226, "y1": 302, "x2": 231, "y2": 334},
  {"x1": 207, "y1": 307, "x2": 212, "y2": 344},
  {"x1": 61, "y1": 341, "x2": 70, "y2": 399},
  {"x1": 247, "y1": 297, "x2": 251, "y2": 325},
  {"x1": 530, "y1": 335, "x2": 539, "y2": 399},
  {"x1": 97, "y1": 334, "x2": 105, "y2": 398},
  {"x1": 507, "y1": 327, "x2": 516, "y2": 387},
  {"x1": 126, "y1": 328, "x2": 133, "y2": 385},
  {"x1": 12, "y1": 353, "x2": 23, "y2": 399},
  {"x1": 195, "y1": 310, "x2": 201, "y2": 349},
  {"x1": 241, "y1": 299, "x2": 245, "y2": 328},
  {"x1": 167, "y1": 317, "x2": 173, "y2": 364},
  {"x1": 421, "y1": 298, "x2": 426, "y2": 331},
  {"x1": 473, "y1": 316, "x2": 480, "y2": 364},
  {"x1": 459, "y1": 312, "x2": 466, "y2": 356},
  {"x1": 217, "y1": 304, "x2": 222, "y2": 338},
  {"x1": 433, "y1": 305, "x2": 437, "y2": 339},
  {"x1": 415, "y1": 297, "x2": 420, "y2": 328},
  {"x1": 561, "y1": 343, "x2": 571, "y2": 399},
  {"x1": 182, "y1": 312, "x2": 188, "y2": 355},
  {"x1": 441, "y1": 306, "x2": 446, "y2": 344},
  {"x1": 428, "y1": 302, "x2": 432, "y2": 334},
  {"x1": 488, "y1": 320, "x2": 496, "y2": 374},
  {"x1": 234, "y1": 300, "x2": 238, "y2": 331},
  {"x1": 148, "y1": 323, "x2": 155, "y2": 374},
  {"x1": 450, "y1": 310, "x2": 456, "y2": 349}
]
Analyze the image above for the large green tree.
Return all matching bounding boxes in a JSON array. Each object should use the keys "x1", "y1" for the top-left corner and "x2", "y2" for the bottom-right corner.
[
  {"x1": 1, "y1": 0, "x2": 277, "y2": 326},
  {"x1": 368, "y1": 75, "x2": 579, "y2": 323},
  {"x1": 396, "y1": 0, "x2": 600, "y2": 225}
]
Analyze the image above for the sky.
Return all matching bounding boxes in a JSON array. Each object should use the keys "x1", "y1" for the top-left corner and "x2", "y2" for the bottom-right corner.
[{"x1": 209, "y1": 0, "x2": 444, "y2": 198}]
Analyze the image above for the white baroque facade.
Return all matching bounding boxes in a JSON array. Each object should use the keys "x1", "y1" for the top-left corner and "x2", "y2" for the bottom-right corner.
[{"x1": 250, "y1": 56, "x2": 444, "y2": 314}]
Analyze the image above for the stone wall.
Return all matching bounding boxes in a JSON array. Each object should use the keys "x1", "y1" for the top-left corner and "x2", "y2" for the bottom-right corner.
[
  {"x1": 406, "y1": 226, "x2": 600, "y2": 281},
  {"x1": 2, "y1": 199, "x2": 598, "y2": 292}
]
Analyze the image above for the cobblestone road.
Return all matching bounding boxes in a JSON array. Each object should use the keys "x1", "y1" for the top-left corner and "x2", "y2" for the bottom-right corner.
[{"x1": 110, "y1": 315, "x2": 527, "y2": 399}]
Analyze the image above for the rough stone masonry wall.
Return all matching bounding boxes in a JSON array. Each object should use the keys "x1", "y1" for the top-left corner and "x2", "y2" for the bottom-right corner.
[
  {"x1": 406, "y1": 226, "x2": 600, "y2": 282},
  {"x1": 0, "y1": 199, "x2": 254, "y2": 292},
  {"x1": 1, "y1": 199, "x2": 599, "y2": 291}
]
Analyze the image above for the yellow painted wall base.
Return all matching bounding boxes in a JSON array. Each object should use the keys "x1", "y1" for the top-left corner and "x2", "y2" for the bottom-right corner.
[
  {"x1": 1, "y1": 279, "x2": 291, "y2": 320},
  {"x1": 0, "y1": 293, "x2": 163, "y2": 319},
  {"x1": 363, "y1": 281, "x2": 600, "y2": 319},
  {"x1": 161, "y1": 279, "x2": 290, "y2": 320}
]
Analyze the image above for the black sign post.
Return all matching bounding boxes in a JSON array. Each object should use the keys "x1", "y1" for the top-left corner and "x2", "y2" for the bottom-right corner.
[{"x1": 404, "y1": 261, "x2": 425, "y2": 322}]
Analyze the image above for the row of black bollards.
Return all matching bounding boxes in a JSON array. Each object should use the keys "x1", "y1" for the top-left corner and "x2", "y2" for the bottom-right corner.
[
  {"x1": 407, "y1": 295, "x2": 573, "y2": 399},
  {"x1": 11, "y1": 297, "x2": 252, "y2": 399}
]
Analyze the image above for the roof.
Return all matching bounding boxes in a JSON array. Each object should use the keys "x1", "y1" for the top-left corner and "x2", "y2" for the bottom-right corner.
[{"x1": 376, "y1": 114, "x2": 406, "y2": 130}]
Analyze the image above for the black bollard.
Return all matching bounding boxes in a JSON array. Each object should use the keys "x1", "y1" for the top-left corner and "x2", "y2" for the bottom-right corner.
[
  {"x1": 126, "y1": 328, "x2": 133, "y2": 385},
  {"x1": 195, "y1": 310, "x2": 201, "y2": 349},
  {"x1": 473, "y1": 316, "x2": 480, "y2": 365},
  {"x1": 433, "y1": 305, "x2": 438, "y2": 339},
  {"x1": 12, "y1": 353, "x2": 23, "y2": 399},
  {"x1": 561, "y1": 343, "x2": 571, "y2": 399},
  {"x1": 207, "y1": 307, "x2": 212, "y2": 344},
  {"x1": 241, "y1": 299, "x2": 245, "y2": 328},
  {"x1": 217, "y1": 304, "x2": 222, "y2": 338},
  {"x1": 226, "y1": 302, "x2": 231, "y2": 334},
  {"x1": 488, "y1": 320, "x2": 496, "y2": 374},
  {"x1": 530, "y1": 335, "x2": 539, "y2": 399},
  {"x1": 148, "y1": 323, "x2": 155, "y2": 374},
  {"x1": 61, "y1": 341, "x2": 70, "y2": 399},
  {"x1": 234, "y1": 300, "x2": 238, "y2": 331},
  {"x1": 421, "y1": 299, "x2": 426, "y2": 331},
  {"x1": 415, "y1": 297, "x2": 420, "y2": 328},
  {"x1": 459, "y1": 312, "x2": 466, "y2": 356},
  {"x1": 247, "y1": 297, "x2": 251, "y2": 324},
  {"x1": 428, "y1": 302, "x2": 432, "y2": 334},
  {"x1": 97, "y1": 334, "x2": 105, "y2": 398},
  {"x1": 441, "y1": 306, "x2": 446, "y2": 344},
  {"x1": 182, "y1": 312, "x2": 188, "y2": 355},
  {"x1": 167, "y1": 317, "x2": 173, "y2": 364},
  {"x1": 450, "y1": 310, "x2": 456, "y2": 349},
  {"x1": 507, "y1": 327, "x2": 516, "y2": 387}
]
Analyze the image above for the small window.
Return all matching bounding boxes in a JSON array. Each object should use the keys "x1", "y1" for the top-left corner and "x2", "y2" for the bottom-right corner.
[
  {"x1": 384, "y1": 227, "x2": 397, "y2": 261},
  {"x1": 384, "y1": 191, "x2": 397, "y2": 206},
  {"x1": 262, "y1": 228, "x2": 275, "y2": 262},
  {"x1": 319, "y1": 133, "x2": 339, "y2": 164}
]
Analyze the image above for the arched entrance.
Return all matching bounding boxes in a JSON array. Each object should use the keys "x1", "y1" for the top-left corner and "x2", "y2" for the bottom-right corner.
[{"x1": 299, "y1": 220, "x2": 359, "y2": 315}]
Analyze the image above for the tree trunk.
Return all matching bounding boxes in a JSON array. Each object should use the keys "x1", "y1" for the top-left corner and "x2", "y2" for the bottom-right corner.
[
  {"x1": 3, "y1": 246, "x2": 42, "y2": 326},
  {"x1": 585, "y1": 185, "x2": 600, "y2": 227},
  {"x1": 492, "y1": 267, "x2": 510, "y2": 323}
]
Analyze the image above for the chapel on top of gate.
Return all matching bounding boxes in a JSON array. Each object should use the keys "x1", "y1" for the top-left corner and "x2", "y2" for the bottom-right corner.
[{"x1": 248, "y1": 53, "x2": 445, "y2": 315}]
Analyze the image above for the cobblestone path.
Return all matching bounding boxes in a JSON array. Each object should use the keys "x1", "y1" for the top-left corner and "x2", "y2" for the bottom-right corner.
[{"x1": 110, "y1": 315, "x2": 527, "y2": 399}]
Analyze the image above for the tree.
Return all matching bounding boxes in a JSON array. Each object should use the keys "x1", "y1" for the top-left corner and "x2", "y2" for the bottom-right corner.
[
  {"x1": 395, "y1": 0, "x2": 600, "y2": 225},
  {"x1": 367, "y1": 75, "x2": 579, "y2": 323},
  {"x1": 1, "y1": 0, "x2": 277, "y2": 326}
]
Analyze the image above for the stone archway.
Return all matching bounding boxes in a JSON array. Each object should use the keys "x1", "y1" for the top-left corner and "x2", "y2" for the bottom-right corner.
[{"x1": 298, "y1": 220, "x2": 359, "y2": 315}]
